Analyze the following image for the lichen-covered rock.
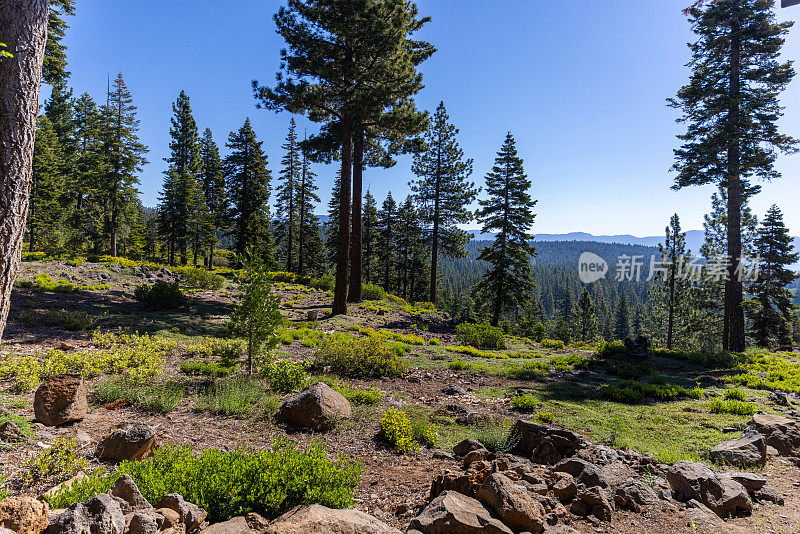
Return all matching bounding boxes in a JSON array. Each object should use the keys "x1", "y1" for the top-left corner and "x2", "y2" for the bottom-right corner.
[
  {"x1": 747, "y1": 414, "x2": 800, "y2": 456},
  {"x1": 97, "y1": 423, "x2": 157, "y2": 463},
  {"x1": 0, "y1": 496, "x2": 49, "y2": 533},
  {"x1": 33, "y1": 374, "x2": 87, "y2": 426},
  {"x1": 665, "y1": 461, "x2": 751, "y2": 518},
  {"x1": 709, "y1": 430, "x2": 766, "y2": 466},
  {"x1": 613, "y1": 479, "x2": 659, "y2": 512},
  {"x1": 275, "y1": 383, "x2": 351, "y2": 431},
  {"x1": 45, "y1": 494, "x2": 125, "y2": 534}
]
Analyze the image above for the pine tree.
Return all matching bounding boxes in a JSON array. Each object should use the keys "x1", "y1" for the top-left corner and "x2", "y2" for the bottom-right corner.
[
  {"x1": 275, "y1": 119, "x2": 301, "y2": 271},
  {"x1": 199, "y1": 128, "x2": 227, "y2": 268},
  {"x1": 27, "y1": 115, "x2": 65, "y2": 253},
  {"x1": 395, "y1": 196, "x2": 428, "y2": 301},
  {"x1": 324, "y1": 170, "x2": 343, "y2": 269},
  {"x1": 411, "y1": 101, "x2": 477, "y2": 304},
  {"x1": 377, "y1": 192, "x2": 398, "y2": 294},
  {"x1": 573, "y1": 288, "x2": 599, "y2": 342},
  {"x1": 67, "y1": 92, "x2": 102, "y2": 250},
  {"x1": 669, "y1": 0, "x2": 797, "y2": 352},
  {"x1": 257, "y1": 0, "x2": 435, "y2": 314},
  {"x1": 225, "y1": 119, "x2": 273, "y2": 262},
  {"x1": 296, "y1": 147, "x2": 323, "y2": 276},
  {"x1": 474, "y1": 133, "x2": 537, "y2": 326},
  {"x1": 43, "y1": 0, "x2": 75, "y2": 85},
  {"x1": 362, "y1": 190, "x2": 379, "y2": 284},
  {"x1": 159, "y1": 91, "x2": 203, "y2": 265},
  {"x1": 97, "y1": 73, "x2": 148, "y2": 257},
  {"x1": 748, "y1": 205, "x2": 799, "y2": 348},
  {"x1": 649, "y1": 214, "x2": 694, "y2": 350}
]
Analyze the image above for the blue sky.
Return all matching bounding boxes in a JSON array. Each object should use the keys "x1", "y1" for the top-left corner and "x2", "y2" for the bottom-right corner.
[{"x1": 56, "y1": 0, "x2": 799, "y2": 237}]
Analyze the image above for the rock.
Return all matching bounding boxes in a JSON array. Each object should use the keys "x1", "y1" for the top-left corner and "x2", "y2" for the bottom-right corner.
[
  {"x1": 709, "y1": 430, "x2": 766, "y2": 466},
  {"x1": 432, "y1": 449, "x2": 454, "y2": 460},
  {"x1": 154, "y1": 494, "x2": 207, "y2": 533},
  {"x1": 463, "y1": 449, "x2": 490, "y2": 467},
  {"x1": 274, "y1": 383, "x2": 351, "y2": 431},
  {"x1": 306, "y1": 310, "x2": 323, "y2": 322},
  {"x1": 59, "y1": 342, "x2": 76, "y2": 351},
  {"x1": 97, "y1": 423, "x2": 157, "y2": 463},
  {"x1": 475, "y1": 473, "x2": 545, "y2": 533},
  {"x1": 408, "y1": 491, "x2": 513, "y2": 534},
  {"x1": 550, "y1": 472, "x2": 577, "y2": 502},
  {"x1": 125, "y1": 510, "x2": 163, "y2": 534},
  {"x1": 442, "y1": 384, "x2": 467, "y2": 396},
  {"x1": 108, "y1": 475, "x2": 151, "y2": 513},
  {"x1": 665, "y1": 461, "x2": 751, "y2": 518},
  {"x1": 752, "y1": 484, "x2": 784, "y2": 505},
  {"x1": 41, "y1": 472, "x2": 89, "y2": 501},
  {"x1": 725, "y1": 472, "x2": 766, "y2": 492},
  {"x1": 33, "y1": 374, "x2": 87, "y2": 426},
  {"x1": 203, "y1": 516, "x2": 255, "y2": 534},
  {"x1": 530, "y1": 439, "x2": 562, "y2": 466},
  {"x1": 768, "y1": 391, "x2": 792, "y2": 406},
  {"x1": 685, "y1": 499, "x2": 724, "y2": 530},
  {"x1": 551, "y1": 458, "x2": 608, "y2": 489},
  {"x1": 577, "y1": 486, "x2": 613, "y2": 521},
  {"x1": 747, "y1": 414, "x2": 800, "y2": 456},
  {"x1": 156, "y1": 508, "x2": 180, "y2": 529},
  {"x1": 0, "y1": 496, "x2": 49, "y2": 533},
  {"x1": 453, "y1": 439, "x2": 486, "y2": 457},
  {"x1": 0, "y1": 421, "x2": 28, "y2": 443},
  {"x1": 430, "y1": 470, "x2": 489, "y2": 499},
  {"x1": 46, "y1": 494, "x2": 125, "y2": 534},
  {"x1": 264, "y1": 504, "x2": 400, "y2": 533},
  {"x1": 613, "y1": 479, "x2": 659, "y2": 512},
  {"x1": 510, "y1": 420, "x2": 587, "y2": 460}
]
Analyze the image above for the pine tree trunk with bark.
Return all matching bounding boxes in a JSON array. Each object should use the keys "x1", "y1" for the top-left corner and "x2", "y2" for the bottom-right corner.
[
  {"x1": 348, "y1": 125, "x2": 364, "y2": 303},
  {"x1": 332, "y1": 115, "x2": 353, "y2": 315},
  {"x1": 0, "y1": 0, "x2": 49, "y2": 342}
]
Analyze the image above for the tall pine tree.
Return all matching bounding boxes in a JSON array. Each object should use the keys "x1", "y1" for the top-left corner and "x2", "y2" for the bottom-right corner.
[
  {"x1": 275, "y1": 119, "x2": 301, "y2": 271},
  {"x1": 296, "y1": 146, "x2": 323, "y2": 276},
  {"x1": 27, "y1": 115, "x2": 64, "y2": 253},
  {"x1": 199, "y1": 128, "x2": 227, "y2": 268},
  {"x1": 362, "y1": 190, "x2": 379, "y2": 284},
  {"x1": 377, "y1": 192, "x2": 398, "y2": 294}
]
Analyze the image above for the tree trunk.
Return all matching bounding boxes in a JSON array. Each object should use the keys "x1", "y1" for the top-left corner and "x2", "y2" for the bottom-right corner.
[
  {"x1": 348, "y1": 125, "x2": 364, "y2": 303},
  {"x1": 208, "y1": 243, "x2": 214, "y2": 270},
  {"x1": 0, "y1": 0, "x2": 49, "y2": 342},
  {"x1": 332, "y1": 115, "x2": 353, "y2": 315},
  {"x1": 726, "y1": 0, "x2": 745, "y2": 352},
  {"x1": 430, "y1": 140, "x2": 442, "y2": 304}
]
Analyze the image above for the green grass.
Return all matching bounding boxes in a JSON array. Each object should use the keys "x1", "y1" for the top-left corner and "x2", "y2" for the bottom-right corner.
[
  {"x1": 195, "y1": 376, "x2": 275, "y2": 417},
  {"x1": 708, "y1": 398, "x2": 756, "y2": 416},
  {"x1": 510, "y1": 394, "x2": 538, "y2": 412},
  {"x1": 94, "y1": 379, "x2": 185, "y2": 413}
]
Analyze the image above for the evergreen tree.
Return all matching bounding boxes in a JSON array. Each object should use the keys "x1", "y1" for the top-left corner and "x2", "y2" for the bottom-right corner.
[
  {"x1": 97, "y1": 73, "x2": 148, "y2": 257},
  {"x1": 362, "y1": 190, "x2": 379, "y2": 284},
  {"x1": 225, "y1": 119, "x2": 273, "y2": 262},
  {"x1": 614, "y1": 294, "x2": 631, "y2": 341},
  {"x1": 44, "y1": 0, "x2": 75, "y2": 85},
  {"x1": 324, "y1": 170, "x2": 343, "y2": 269},
  {"x1": 572, "y1": 288, "x2": 599, "y2": 342},
  {"x1": 748, "y1": 205, "x2": 799, "y2": 348},
  {"x1": 395, "y1": 196, "x2": 429, "y2": 302},
  {"x1": 296, "y1": 147, "x2": 323, "y2": 276},
  {"x1": 199, "y1": 128, "x2": 228, "y2": 268},
  {"x1": 377, "y1": 192, "x2": 398, "y2": 294},
  {"x1": 411, "y1": 101, "x2": 477, "y2": 304},
  {"x1": 669, "y1": 0, "x2": 797, "y2": 351},
  {"x1": 275, "y1": 119, "x2": 301, "y2": 271},
  {"x1": 27, "y1": 115, "x2": 65, "y2": 253},
  {"x1": 474, "y1": 133, "x2": 537, "y2": 326},
  {"x1": 70, "y1": 93, "x2": 103, "y2": 251}
]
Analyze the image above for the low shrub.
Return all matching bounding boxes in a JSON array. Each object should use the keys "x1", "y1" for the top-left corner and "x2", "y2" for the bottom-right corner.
[
  {"x1": 455, "y1": 323, "x2": 507, "y2": 350},
  {"x1": 16, "y1": 273, "x2": 109, "y2": 293},
  {"x1": 65, "y1": 257, "x2": 85, "y2": 267},
  {"x1": 362, "y1": 283, "x2": 387, "y2": 301},
  {"x1": 311, "y1": 375, "x2": 384, "y2": 406},
  {"x1": 709, "y1": 398, "x2": 756, "y2": 416},
  {"x1": 379, "y1": 409, "x2": 419, "y2": 454},
  {"x1": 174, "y1": 266, "x2": 225, "y2": 290},
  {"x1": 723, "y1": 388, "x2": 746, "y2": 401},
  {"x1": 596, "y1": 340, "x2": 627, "y2": 357},
  {"x1": 540, "y1": 339, "x2": 565, "y2": 350},
  {"x1": 24, "y1": 438, "x2": 87, "y2": 486},
  {"x1": 180, "y1": 360, "x2": 234, "y2": 378},
  {"x1": 469, "y1": 422, "x2": 519, "y2": 453},
  {"x1": 506, "y1": 361, "x2": 549, "y2": 380},
  {"x1": 264, "y1": 359, "x2": 308, "y2": 393},
  {"x1": 314, "y1": 334, "x2": 406, "y2": 378},
  {"x1": 47, "y1": 441, "x2": 363, "y2": 523},
  {"x1": 277, "y1": 326, "x2": 324, "y2": 348},
  {"x1": 598, "y1": 380, "x2": 704, "y2": 404},
  {"x1": 134, "y1": 281, "x2": 185, "y2": 311},
  {"x1": 309, "y1": 273, "x2": 334, "y2": 291},
  {"x1": 22, "y1": 251, "x2": 47, "y2": 261},
  {"x1": 510, "y1": 394, "x2": 538, "y2": 412},
  {"x1": 537, "y1": 411, "x2": 555, "y2": 424}
]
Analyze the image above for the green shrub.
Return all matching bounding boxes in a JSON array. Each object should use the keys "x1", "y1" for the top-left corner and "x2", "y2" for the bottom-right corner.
[
  {"x1": 531, "y1": 322, "x2": 547, "y2": 343},
  {"x1": 311, "y1": 376, "x2": 384, "y2": 406},
  {"x1": 361, "y1": 283, "x2": 387, "y2": 301},
  {"x1": 506, "y1": 361, "x2": 549, "y2": 380},
  {"x1": 596, "y1": 340, "x2": 627, "y2": 357},
  {"x1": 47, "y1": 441, "x2": 362, "y2": 523},
  {"x1": 22, "y1": 251, "x2": 47, "y2": 261},
  {"x1": 540, "y1": 339, "x2": 565, "y2": 350},
  {"x1": 723, "y1": 388, "x2": 746, "y2": 401},
  {"x1": 309, "y1": 273, "x2": 334, "y2": 291},
  {"x1": 407, "y1": 412, "x2": 439, "y2": 448},
  {"x1": 264, "y1": 360, "x2": 308, "y2": 393},
  {"x1": 65, "y1": 257, "x2": 85, "y2": 267},
  {"x1": 180, "y1": 361, "x2": 234, "y2": 378},
  {"x1": 196, "y1": 376, "x2": 270, "y2": 417},
  {"x1": 455, "y1": 323, "x2": 507, "y2": 350},
  {"x1": 510, "y1": 394, "x2": 537, "y2": 412},
  {"x1": 537, "y1": 411, "x2": 554, "y2": 424},
  {"x1": 174, "y1": 266, "x2": 225, "y2": 290},
  {"x1": 314, "y1": 334, "x2": 406, "y2": 378},
  {"x1": 24, "y1": 438, "x2": 87, "y2": 485},
  {"x1": 379, "y1": 409, "x2": 419, "y2": 454},
  {"x1": 709, "y1": 398, "x2": 756, "y2": 415},
  {"x1": 598, "y1": 380, "x2": 703, "y2": 404},
  {"x1": 134, "y1": 281, "x2": 185, "y2": 311}
]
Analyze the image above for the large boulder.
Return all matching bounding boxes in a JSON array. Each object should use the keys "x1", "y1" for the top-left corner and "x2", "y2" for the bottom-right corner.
[
  {"x1": 0, "y1": 496, "x2": 49, "y2": 533},
  {"x1": 264, "y1": 504, "x2": 400, "y2": 533},
  {"x1": 97, "y1": 422, "x2": 157, "y2": 462},
  {"x1": 408, "y1": 491, "x2": 512, "y2": 534},
  {"x1": 665, "y1": 461, "x2": 751, "y2": 518},
  {"x1": 45, "y1": 494, "x2": 125, "y2": 534},
  {"x1": 275, "y1": 383, "x2": 351, "y2": 431},
  {"x1": 747, "y1": 414, "x2": 800, "y2": 456},
  {"x1": 551, "y1": 458, "x2": 608, "y2": 489},
  {"x1": 613, "y1": 479, "x2": 659, "y2": 512},
  {"x1": 34, "y1": 374, "x2": 87, "y2": 426},
  {"x1": 154, "y1": 494, "x2": 206, "y2": 534},
  {"x1": 107, "y1": 475, "x2": 151, "y2": 514},
  {"x1": 475, "y1": 473, "x2": 545, "y2": 534},
  {"x1": 510, "y1": 420, "x2": 587, "y2": 462},
  {"x1": 453, "y1": 439, "x2": 486, "y2": 457},
  {"x1": 709, "y1": 431, "x2": 766, "y2": 466}
]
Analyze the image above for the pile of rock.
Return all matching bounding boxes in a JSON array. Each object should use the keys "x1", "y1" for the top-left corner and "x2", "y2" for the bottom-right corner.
[{"x1": 709, "y1": 414, "x2": 800, "y2": 466}]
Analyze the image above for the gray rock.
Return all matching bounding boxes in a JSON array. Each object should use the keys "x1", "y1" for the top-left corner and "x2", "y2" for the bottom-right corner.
[
  {"x1": 408, "y1": 491, "x2": 513, "y2": 534},
  {"x1": 442, "y1": 384, "x2": 467, "y2": 395},
  {"x1": 475, "y1": 473, "x2": 545, "y2": 533},
  {"x1": 725, "y1": 472, "x2": 766, "y2": 493},
  {"x1": 453, "y1": 439, "x2": 486, "y2": 457},
  {"x1": 747, "y1": 414, "x2": 800, "y2": 456},
  {"x1": 577, "y1": 486, "x2": 613, "y2": 521},
  {"x1": 45, "y1": 494, "x2": 125, "y2": 534},
  {"x1": 685, "y1": 499, "x2": 724, "y2": 530},
  {"x1": 275, "y1": 383, "x2": 352, "y2": 431},
  {"x1": 0, "y1": 421, "x2": 27, "y2": 443},
  {"x1": 550, "y1": 472, "x2": 577, "y2": 502},
  {"x1": 154, "y1": 494, "x2": 207, "y2": 533},
  {"x1": 510, "y1": 420, "x2": 587, "y2": 460},
  {"x1": 552, "y1": 458, "x2": 609, "y2": 489},
  {"x1": 709, "y1": 431, "x2": 766, "y2": 466},
  {"x1": 125, "y1": 510, "x2": 162, "y2": 534},
  {"x1": 665, "y1": 461, "x2": 751, "y2": 518},
  {"x1": 97, "y1": 423, "x2": 157, "y2": 463},
  {"x1": 613, "y1": 479, "x2": 659, "y2": 512},
  {"x1": 107, "y1": 475, "x2": 151, "y2": 514},
  {"x1": 752, "y1": 484, "x2": 784, "y2": 505},
  {"x1": 264, "y1": 504, "x2": 398, "y2": 533}
]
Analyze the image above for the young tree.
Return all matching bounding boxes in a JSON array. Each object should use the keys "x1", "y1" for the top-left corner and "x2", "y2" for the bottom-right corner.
[
  {"x1": 27, "y1": 115, "x2": 65, "y2": 254},
  {"x1": 255, "y1": 0, "x2": 434, "y2": 314},
  {"x1": 474, "y1": 133, "x2": 537, "y2": 327},
  {"x1": 199, "y1": 129, "x2": 227, "y2": 268},
  {"x1": 229, "y1": 254, "x2": 282, "y2": 374},
  {"x1": 275, "y1": 119, "x2": 301, "y2": 271},
  {"x1": 614, "y1": 294, "x2": 632, "y2": 341},
  {"x1": 669, "y1": 0, "x2": 798, "y2": 351},
  {"x1": 225, "y1": 119, "x2": 273, "y2": 262},
  {"x1": 377, "y1": 192, "x2": 398, "y2": 294},
  {"x1": 296, "y1": 147, "x2": 323, "y2": 276},
  {"x1": 362, "y1": 190, "x2": 379, "y2": 283},
  {"x1": 748, "y1": 205, "x2": 799, "y2": 348},
  {"x1": 573, "y1": 288, "x2": 599, "y2": 342},
  {"x1": 0, "y1": 0, "x2": 49, "y2": 341},
  {"x1": 97, "y1": 73, "x2": 148, "y2": 257},
  {"x1": 411, "y1": 101, "x2": 477, "y2": 304}
]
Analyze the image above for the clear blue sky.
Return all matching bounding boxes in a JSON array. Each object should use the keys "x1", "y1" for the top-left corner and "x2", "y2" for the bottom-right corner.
[{"x1": 56, "y1": 0, "x2": 799, "y2": 237}]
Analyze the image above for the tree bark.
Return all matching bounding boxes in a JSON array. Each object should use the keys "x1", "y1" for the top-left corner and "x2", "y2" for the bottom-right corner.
[
  {"x1": 347, "y1": 125, "x2": 364, "y2": 303},
  {"x1": 0, "y1": 0, "x2": 49, "y2": 342},
  {"x1": 332, "y1": 115, "x2": 353, "y2": 315},
  {"x1": 726, "y1": 0, "x2": 745, "y2": 352}
]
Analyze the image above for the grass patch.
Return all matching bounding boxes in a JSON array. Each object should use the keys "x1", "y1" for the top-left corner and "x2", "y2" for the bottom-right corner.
[
  {"x1": 597, "y1": 379, "x2": 703, "y2": 404},
  {"x1": 510, "y1": 394, "x2": 538, "y2": 412},
  {"x1": 195, "y1": 376, "x2": 272, "y2": 417},
  {"x1": 708, "y1": 398, "x2": 756, "y2": 416},
  {"x1": 94, "y1": 379, "x2": 185, "y2": 413}
]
